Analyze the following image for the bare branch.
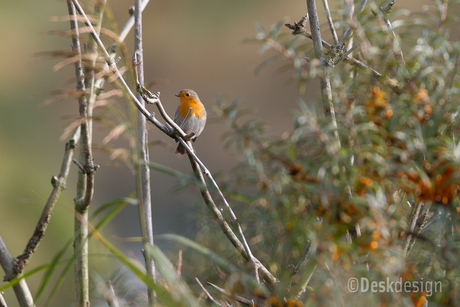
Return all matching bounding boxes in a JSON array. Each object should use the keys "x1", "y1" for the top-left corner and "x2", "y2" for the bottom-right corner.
[
  {"x1": 306, "y1": 0, "x2": 325, "y2": 61},
  {"x1": 295, "y1": 263, "x2": 317, "y2": 300},
  {"x1": 66, "y1": 1, "x2": 104, "y2": 305},
  {"x1": 339, "y1": 0, "x2": 368, "y2": 47},
  {"x1": 119, "y1": 0, "x2": 150, "y2": 43},
  {"x1": 12, "y1": 128, "x2": 81, "y2": 275},
  {"x1": 0, "y1": 292, "x2": 7, "y2": 307},
  {"x1": 133, "y1": 0, "x2": 156, "y2": 304},
  {"x1": 0, "y1": 237, "x2": 35, "y2": 307},
  {"x1": 195, "y1": 278, "x2": 223, "y2": 306},
  {"x1": 322, "y1": 0, "x2": 338, "y2": 44},
  {"x1": 105, "y1": 281, "x2": 120, "y2": 307},
  {"x1": 187, "y1": 153, "x2": 277, "y2": 285},
  {"x1": 374, "y1": 1, "x2": 405, "y2": 66},
  {"x1": 207, "y1": 282, "x2": 256, "y2": 306},
  {"x1": 306, "y1": 0, "x2": 340, "y2": 147}
]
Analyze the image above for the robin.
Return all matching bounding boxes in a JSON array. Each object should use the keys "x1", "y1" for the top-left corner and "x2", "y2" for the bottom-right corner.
[{"x1": 174, "y1": 89, "x2": 207, "y2": 155}]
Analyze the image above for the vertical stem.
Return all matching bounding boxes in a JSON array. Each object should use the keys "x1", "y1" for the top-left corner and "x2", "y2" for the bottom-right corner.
[
  {"x1": 74, "y1": 210, "x2": 89, "y2": 307},
  {"x1": 343, "y1": 0, "x2": 354, "y2": 52},
  {"x1": 306, "y1": 0, "x2": 331, "y2": 112},
  {"x1": 306, "y1": 0, "x2": 340, "y2": 146},
  {"x1": 68, "y1": 1, "x2": 102, "y2": 305},
  {"x1": 134, "y1": 0, "x2": 156, "y2": 304},
  {"x1": 66, "y1": 1, "x2": 90, "y2": 306}
]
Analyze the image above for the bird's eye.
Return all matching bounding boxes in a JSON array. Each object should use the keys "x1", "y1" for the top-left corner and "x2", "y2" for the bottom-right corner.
[{"x1": 186, "y1": 93, "x2": 190, "y2": 97}]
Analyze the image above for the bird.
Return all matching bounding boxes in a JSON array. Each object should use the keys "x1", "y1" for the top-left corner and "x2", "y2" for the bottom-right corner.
[{"x1": 174, "y1": 89, "x2": 207, "y2": 155}]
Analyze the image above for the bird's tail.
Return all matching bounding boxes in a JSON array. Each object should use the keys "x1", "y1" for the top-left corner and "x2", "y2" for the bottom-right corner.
[{"x1": 175, "y1": 143, "x2": 186, "y2": 155}]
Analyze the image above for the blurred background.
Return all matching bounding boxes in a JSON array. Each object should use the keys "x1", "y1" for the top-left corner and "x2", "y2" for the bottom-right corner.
[{"x1": 0, "y1": 0, "x2": 437, "y2": 305}]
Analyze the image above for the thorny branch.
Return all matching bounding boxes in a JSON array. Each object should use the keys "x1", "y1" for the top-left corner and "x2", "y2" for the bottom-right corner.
[
  {"x1": 305, "y1": 0, "x2": 340, "y2": 145},
  {"x1": 285, "y1": 15, "x2": 399, "y2": 89}
]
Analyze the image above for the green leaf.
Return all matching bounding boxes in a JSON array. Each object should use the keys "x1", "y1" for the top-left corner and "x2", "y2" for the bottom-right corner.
[
  {"x1": 0, "y1": 264, "x2": 49, "y2": 292},
  {"x1": 144, "y1": 245, "x2": 201, "y2": 307},
  {"x1": 91, "y1": 229, "x2": 176, "y2": 306}
]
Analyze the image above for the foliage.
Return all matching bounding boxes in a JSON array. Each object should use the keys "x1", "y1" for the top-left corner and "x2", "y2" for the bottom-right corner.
[{"x1": 204, "y1": 0, "x2": 460, "y2": 305}]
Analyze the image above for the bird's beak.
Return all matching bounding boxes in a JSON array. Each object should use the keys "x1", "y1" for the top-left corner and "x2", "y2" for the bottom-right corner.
[{"x1": 175, "y1": 94, "x2": 180, "y2": 97}]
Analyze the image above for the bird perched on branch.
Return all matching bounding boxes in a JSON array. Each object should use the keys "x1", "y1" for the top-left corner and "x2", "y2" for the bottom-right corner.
[{"x1": 174, "y1": 89, "x2": 207, "y2": 155}]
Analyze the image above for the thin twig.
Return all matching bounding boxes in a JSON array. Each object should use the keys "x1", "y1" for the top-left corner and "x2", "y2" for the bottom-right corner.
[
  {"x1": 105, "y1": 280, "x2": 120, "y2": 307},
  {"x1": 333, "y1": 43, "x2": 360, "y2": 65},
  {"x1": 404, "y1": 202, "x2": 432, "y2": 257},
  {"x1": 12, "y1": 128, "x2": 81, "y2": 275},
  {"x1": 207, "y1": 282, "x2": 256, "y2": 306},
  {"x1": 176, "y1": 250, "x2": 183, "y2": 276},
  {"x1": 295, "y1": 263, "x2": 318, "y2": 300},
  {"x1": 403, "y1": 202, "x2": 423, "y2": 257},
  {"x1": 374, "y1": 0, "x2": 405, "y2": 66},
  {"x1": 0, "y1": 292, "x2": 6, "y2": 307},
  {"x1": 321, "y1": 0, "x2": 338, "y2": 44},
  {"x1": 187, "y1": 152, "x2": 277, "y2": 285},
  {"x1": 72, "y1": 158, "x2": 86, "y2": 172},
  {"x1": 343, "y1": 0, "x2": 354, "y2": 52},
  {"x1": 195, "y1": 278, "x2": 223, "y2": 306},
  {"x1": 339, "y1": 0, "x2": 368, "y2": 47},
  {"x1": 133, "y1": 0, "x2": 156, "y2": 305},
  {"x1": 118, "y1": 0, "x2": 150, "y2": 43},
  {"x1": 0, "y1": 237, "x2": 35, "y2": 307}
]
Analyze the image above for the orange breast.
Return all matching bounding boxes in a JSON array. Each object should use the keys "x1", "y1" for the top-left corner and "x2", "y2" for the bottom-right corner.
[{"x1": 177, "y1": 98, "x2": 206, "y2": 119}]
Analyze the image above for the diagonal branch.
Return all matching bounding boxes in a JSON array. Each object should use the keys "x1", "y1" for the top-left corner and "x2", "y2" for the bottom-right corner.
[
  {"x1": 186, "y1": 150, "x2": 276, "y2": 285},
  {"x1": 195, "y1": 278, "x2": 223, "y2": 306},
  {"x1": 207, "y1": 282, "x2": 256, "y2": 306},
  {"x1": 0, "y1": 292, "x2": 6, "y2": 307},
  {"x1": 70, "y1": 0, "x2": 277, "y2": 286},
  {"x1": 119, "y1": 0, "x2": 150, "y2": 43},
  {"x1": 339, "y1": 0, "x2": 368, "y2": 47},
  {"x1": 322, "y1": 0, "x2": 338, "y2": 45},
  {"x1": 71, "y1": 0, "x2": 172, "y2": 137},
  {"x1": 0, "y1": 237, "x2": 35, "y2": 307},
  {"x1": 11, "y1": 127, "x2": 81, "y2": 275}
]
